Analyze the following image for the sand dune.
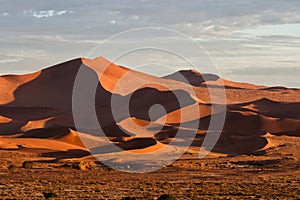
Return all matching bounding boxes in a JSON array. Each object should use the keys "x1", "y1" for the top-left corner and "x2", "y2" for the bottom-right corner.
[
  {"x1": 0, "y1": 56, "x2": 299, "y2": 158},
  {"x1": 237, "y1": 98, "x2": 300, "y2": 119},
  {"x1": 164, "y1": 69, "x2": 266, "y2": 90}
]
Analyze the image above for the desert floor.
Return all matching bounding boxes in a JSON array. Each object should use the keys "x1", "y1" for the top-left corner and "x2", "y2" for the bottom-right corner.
[{"x1": 0, "y1": 143, "x2": 299, "y2": 200}]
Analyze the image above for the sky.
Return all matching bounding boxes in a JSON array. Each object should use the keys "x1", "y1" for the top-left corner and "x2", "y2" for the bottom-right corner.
[{"x1": 0, "y1": 0, "x2": 299, "y2": 87}]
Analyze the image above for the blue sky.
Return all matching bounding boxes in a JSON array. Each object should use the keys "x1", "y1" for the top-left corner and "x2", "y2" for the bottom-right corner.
[{"x1": 0, "y1": 0, "x2": 299, "y2": 87}]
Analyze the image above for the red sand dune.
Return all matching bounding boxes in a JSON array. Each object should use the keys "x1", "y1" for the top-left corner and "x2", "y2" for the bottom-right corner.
[{"x1": 0, "y1": 57, "x2": 299, "y2": 158}]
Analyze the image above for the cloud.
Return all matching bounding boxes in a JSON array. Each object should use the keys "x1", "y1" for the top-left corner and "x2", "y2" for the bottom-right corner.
[
  {"x1": 0, "y1": 58, "x2": 23, "y2": 64},
  {"x1": 0, "y1": 49, "x2": 48, "y2": 58},
  {"x1": 23, "y1": 10, "x2": 73, "y2": 18},
  {"x1": 229, "y1": 66, "x2": 300, "y2": 76},
  {"x1": 110, "y1": 20, "x2": 117, "y2": 25},
  {"x1": 174, "y1": 10, "x2": 300, "y2": 37},
  {"x1": 14, "y1": 34, "x2": 102, "y2": 44},
  {"x1": 0, "y1": 0, "x2": 299, "y2": 87}
]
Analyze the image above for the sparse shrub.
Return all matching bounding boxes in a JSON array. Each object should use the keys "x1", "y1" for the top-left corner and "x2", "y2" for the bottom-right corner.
[
  {"x1": 158, "y1": 194, "x2": 176, "y2": 200},
  {"x1": 22, "y1": 161, "x2": 34, "y2": 169},
  {"x1": 42, "y1": 191, "x2": 58, "y2": 199},
  {"x1": 71, "y1": 161, "x2": 96, "y2": 170},
  {"x1": 8, "y1": 164, "x2": 17, "y2": 172},
  {"x1": 71, "y1": 161, "x2": 87, "y2": 170}
]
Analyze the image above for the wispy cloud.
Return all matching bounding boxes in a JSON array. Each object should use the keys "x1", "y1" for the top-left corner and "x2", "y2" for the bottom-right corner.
[
  {"x1": 0, "y1": 58, "x2": 23, "y2": 64},
  {"x1": 174, "y1": 10, "x2": 300, "y2": 37},
  {"x1": 23, "y1": 10, "x2": 73, "y2": 18},
  {"x1": 17, "y1": 34, "x2": 102, "y2": 44},
  {"x1": 229, "y1": 66, "x2": 300, "y2": 76},
  {"x1": 0, "y1": 0, "x2": 299, "y2": 87},
  {"x1": 1, "y1": 12, "x2": 9, "y2": 16},
  {"x1": 0, "y1": 49, "x2": 48, "y2": 58}
]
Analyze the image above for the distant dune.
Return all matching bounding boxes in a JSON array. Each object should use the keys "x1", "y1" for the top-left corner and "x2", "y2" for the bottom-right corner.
[{"x1": 0, "y1": 57, "x2": 299, "y2": 160}]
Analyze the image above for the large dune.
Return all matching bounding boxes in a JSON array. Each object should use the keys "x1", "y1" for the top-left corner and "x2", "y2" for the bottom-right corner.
[{"x1": 0, "y1": 57, "x2": 299, "y2": 161}]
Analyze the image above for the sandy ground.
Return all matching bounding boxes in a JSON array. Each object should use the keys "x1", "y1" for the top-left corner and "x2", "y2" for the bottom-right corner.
[{"x1": 0, "y1": 143, "x2": 299, "y2": 199}]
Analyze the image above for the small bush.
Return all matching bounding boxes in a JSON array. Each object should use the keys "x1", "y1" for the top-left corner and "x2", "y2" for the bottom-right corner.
[
  {"x1": 22, "y1": 161, "x2": 34, "y2": 169},
  {"x1": 71, "y1": 162, "x2": 86, "y2": 170},
  {"x1": 8, "y1": 164, "x2": 18, "y2": 172},
  {"x1": 158, "y1": 194, "x2": 176, "y2": 200},
  {"x1": 71, "y1": 161, "x2": 96, "y2": 170},
  {"x1": 42, "y1": 191, "x2": 58, "y2": 199}
]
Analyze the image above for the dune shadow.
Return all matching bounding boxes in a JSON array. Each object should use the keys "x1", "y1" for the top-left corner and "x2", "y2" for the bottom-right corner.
[
  {"x1": 230, "y1": 98, "x2": 300, "y2": 119},
  {"x1": 37, "y1": 149, "x2": 90, "y2": 162}
]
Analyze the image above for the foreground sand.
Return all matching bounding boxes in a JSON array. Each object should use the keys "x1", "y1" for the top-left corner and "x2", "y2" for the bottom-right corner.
[{"x1": 0, "y1": 57, "x2": 299, "y2": 199}]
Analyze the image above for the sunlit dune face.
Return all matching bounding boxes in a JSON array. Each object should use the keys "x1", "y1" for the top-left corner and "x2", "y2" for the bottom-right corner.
[
  {"x1": 0, "y1": 115, "x2": 12, "y2": 123},
  {"x1": 0, "y1": 71, "x2": 41, "y2": 104},
  {"x1": 0, "y1": 56, "x2": 299, "y2": 171}
]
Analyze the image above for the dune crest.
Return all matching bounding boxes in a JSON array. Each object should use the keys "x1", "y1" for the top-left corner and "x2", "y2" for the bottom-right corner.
[{"x1": 0, "y1": 56, "x2": 299, "y2": 158}]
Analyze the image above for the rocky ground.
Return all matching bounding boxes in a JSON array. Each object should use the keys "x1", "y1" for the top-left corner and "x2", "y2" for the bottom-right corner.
[{"x1": 0, "y1": 149, "x2": 299, "y2": 200}]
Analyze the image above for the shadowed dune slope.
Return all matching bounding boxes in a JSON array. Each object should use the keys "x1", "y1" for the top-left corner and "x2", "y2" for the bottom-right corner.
[{"x1": 0, "y1": 57, "x2": 299, "y2": 157}]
